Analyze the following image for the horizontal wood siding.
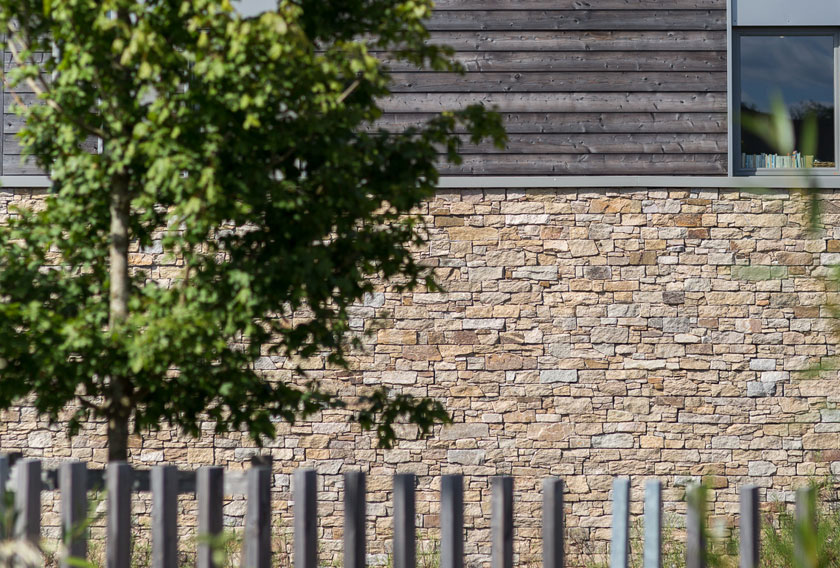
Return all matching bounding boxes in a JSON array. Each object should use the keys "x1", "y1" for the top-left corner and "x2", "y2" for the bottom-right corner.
[{"x1": 383, "y1": 0, "x2": 728, "y2": 175}]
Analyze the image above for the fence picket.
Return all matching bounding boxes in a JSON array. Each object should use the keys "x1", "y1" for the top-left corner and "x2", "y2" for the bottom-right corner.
[
  {"x1": 686, "y1": 484, "x2": 705, "y2": 568},
  {"x1": 543, "y1": 478, "x2": 564, "y2": 568},
  {"x1": 243, "y1": 465, "x2": 271, "y2": 568},
  {"x1": 795, "y1": 486, "x2": 817, "y2": 568},
  {"x1": 60, "y1": 461, "x2": 88, "y2": 568},
  {"x1": 0, "y1": 454, "x2": 9, "y2": 539},
  {"x1": 610, "y1": 478, "x2": 630, "y2": 568},
  {"x1": 152, "y1": 465, "x2": 179, "y2": 568},
  {"x1": 492, "y1": 477, "x2": 514, "y2": 568},
  {"x1": 344, "y1": 471, "x2": 366, "y2": 568},
  {"x1": 14, "y1": 459, "x2": 41, "y2": 548},
  {"x1": 643, "y1": 480, "x2": 662, "y2": 568},
  {"x1": 739, "y1": 486, "x2": 759, "y2": 568},
  {"x1": 393, "y1": 473, "x2": 416, "y2": 568},
  {"x1": 107, "y1": 462, "x2": 132, "y2": 568},
  {"x1": 295, "y1": 469, "x2": 318, "y2": 568},
  {"x1": 197, "y1": 466, "x2": 224, "y2": 568},
  {"x1": 0, "y1": 457, "x2": 824, "y2": 568},
  {"x1": 441, "y1": 474, "x2": 464, "y2": 568}
]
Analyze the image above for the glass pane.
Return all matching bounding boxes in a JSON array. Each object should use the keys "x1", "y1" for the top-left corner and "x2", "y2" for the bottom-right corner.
[{"x1": 739, "y1": 34, "x2": 835, "y2": 169}]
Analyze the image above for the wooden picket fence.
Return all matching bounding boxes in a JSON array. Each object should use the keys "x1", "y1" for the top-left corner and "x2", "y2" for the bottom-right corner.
[{"x1": 0, "y1": 454, "x2": 819, "y2": 568}]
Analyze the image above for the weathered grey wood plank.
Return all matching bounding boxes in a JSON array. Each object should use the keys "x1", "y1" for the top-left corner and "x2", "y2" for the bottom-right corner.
[
  {"x1": 372, "y1": 112, "x2": 727, "y2": 134},
  {"x1": 344, "y1": 471, "x2": 366, "y2": 568},
  {"x1": 492, "y1": 477, "x2": 514, "y2": 568},
  {"x1": 422, "y1": 31, "x2": 727, "y2": 52},
  {"x1": 739, "y1": 486, "x2": 759, "y2": 568},
  {"x1": 107, "y1": 462, "x2": 132, "y2": 568},
  {"x1": 432, "y1": 0, "x2": 724, "y2": 9},
  {"x1": 243, "y1": 466, "x2": 271, "y2": 568},
  {"x1": 4, "y1": 134, "x2": 98, "y2": 154},
  {"x1": 393, "y1": 474, "x2": 416, "y2": 568},
  {"x1": 294, "y1": 469, "x2": 318, "y2": 568},
  {"x1": 197, "y1": 467, "x2": 224, "y2": 568},
  {"x1": 425, "y1": 10, "x2": 726, "y2": 31},
  {"x1": 380, "y1": 93, "x2": 727, "y2": 113},
  {"x1": 389, "y1": 72, "x2": 726, "y2": 93},
  {"x1": 152, "y1": 465, "x2": 178, "y2": 568},
  {"x1": 440, "y1": 475, "x2": 464, "y2": 568},
  {"x1": 60, "y1": 461, "x2": 88, "y2": 568},
  {"x1": 3, "y1": 155, "x2": 43, "y2": 175},
  {"x1": 455, "y1": 133, "x2": 726, "y2": 154},
  {"x1": 380, "y1": 51, "x2": 726, "y2": 72},
  {"x1": 14, "y1": 459, "x2": 41, "y2": 546},
  {"x1": 437, "y1": 153, "x2": 727, "y2": 175}
]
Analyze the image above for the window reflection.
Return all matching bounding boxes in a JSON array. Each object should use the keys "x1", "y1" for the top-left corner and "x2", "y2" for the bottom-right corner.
[{"x1": 739, "y1": 34, "x2": 835, "y2": 169}]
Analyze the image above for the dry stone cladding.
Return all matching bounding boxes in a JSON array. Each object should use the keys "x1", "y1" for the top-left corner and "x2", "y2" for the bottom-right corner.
[{"x1": 3, "y1": 185, "x2": 840, "y2": 564}]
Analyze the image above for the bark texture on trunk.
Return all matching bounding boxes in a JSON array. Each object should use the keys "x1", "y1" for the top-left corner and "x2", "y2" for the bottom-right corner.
[{"x1": 108, "y1": 175, "x2": 131, "y2": 463}]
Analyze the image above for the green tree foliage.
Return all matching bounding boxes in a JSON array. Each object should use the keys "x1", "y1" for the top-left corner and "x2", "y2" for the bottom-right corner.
[{"x1": 0, "y1": 0, "x2": 506, "y2": 460}]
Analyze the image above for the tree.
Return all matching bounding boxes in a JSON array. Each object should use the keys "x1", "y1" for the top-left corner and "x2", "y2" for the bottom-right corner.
[{"x1": 0, "y1": 0, "x2": 505, "y2": 461}]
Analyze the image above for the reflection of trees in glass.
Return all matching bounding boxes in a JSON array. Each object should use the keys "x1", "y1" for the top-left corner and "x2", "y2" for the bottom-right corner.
[{"x1": 741, "y1": 100, "x2": 834, "y2": 165}]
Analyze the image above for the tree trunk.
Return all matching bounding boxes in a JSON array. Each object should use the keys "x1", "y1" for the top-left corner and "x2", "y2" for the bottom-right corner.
[
  {"x1": 108, "y1": 413, "x2": 130, "y2": 462},
  {"x1": 108, "y1": 174, "x2": 131, "y2": 463}
]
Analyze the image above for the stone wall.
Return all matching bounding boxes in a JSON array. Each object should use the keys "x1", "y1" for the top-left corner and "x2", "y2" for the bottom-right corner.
[{"x1": 2, "y1": 186, "x2": 840, "y2": 566}]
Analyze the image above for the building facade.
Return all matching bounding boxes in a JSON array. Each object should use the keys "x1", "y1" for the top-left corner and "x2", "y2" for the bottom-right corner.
[{"x1": 3, "y1": 0, "x2": 840, "y2": 564}]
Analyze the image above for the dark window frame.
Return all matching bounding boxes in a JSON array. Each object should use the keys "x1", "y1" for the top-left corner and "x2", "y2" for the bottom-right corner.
[{"x1": 732, "y1": 27, "x2": 840, "y2": 176}]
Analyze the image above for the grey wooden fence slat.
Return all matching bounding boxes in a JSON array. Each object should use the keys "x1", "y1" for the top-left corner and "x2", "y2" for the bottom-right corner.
[
  {"x1": 197, "y1": 466, "x2": 224, "y2": 568},
  {"x1": 152, "y1": 465, "x2": 179, "y2": 568},
  {"x1": 14, "y1": 458, "x2": 41, "y2": 546},
  {"x1": 739, "y1": 485, "x2": 759, "y2": 568},
  {"x1": 543, "y1": 478, "x2": 564, "y2": 568},
  {"x1": 60, "y1": 461, "x2": 88, "y2": 568},
  {"x1": 393, "y1": 474, "x2": 416, "y2": 568},
  {"x1": 0, "y1": 454, "x2": 9, "y2": 539},
  {"x1": 243, "y1": 466, "x2": 271, "y2": 568},
  {"x1": 643, "y1": 480, "x2": 662, "y2": 568},
  {"x1": 294, "y1": 469, "x2": 318, "y2": 568},
  {"x1": 492, "y1": 477, "x2": 514, "y2": 568},
  {"x1": 441, "y1": 475, "x2": 464, "y2": 568},
  {"x1": 344, "y1": 471, "x2": 366, "y2": 568},
  {"x1": 686, "y1": 484, "x2": 706, "y2": 568},
  {"x1": 795, "y1": 486, "x2": 817, "y2": 568},
  {"x1": 107, "y1": 462, "x2": 132, "y2": 568},
  {"x1": 610, "y1": 478, "x2": 630, "y2": 568}
]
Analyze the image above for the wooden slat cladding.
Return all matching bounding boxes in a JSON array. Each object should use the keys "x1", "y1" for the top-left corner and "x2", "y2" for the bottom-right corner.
[
  {"x1": 425, "y1": 31, "x2": 727, "y2": 52},
  {"x1": 432, "y1": 0, "x2": 725, "y2": 9},
  {"x1": 390, "y1": 72, "x2": 725, "y2": 92},
  {"x1": 374, "y1": 112, "x2": 727, "y2": 133},
  {"x1": 425, "y1": 11, "x2": 725, "y2": 31},
  {"x1": 439, "y1": 154, "x2": 727, "y2": 175},
  {"x1": 381, "y1": 51, "x2": 727, "y2": 72},
  {"x1": 379, "y1": 2, "x2": 728, "y2": 176}
]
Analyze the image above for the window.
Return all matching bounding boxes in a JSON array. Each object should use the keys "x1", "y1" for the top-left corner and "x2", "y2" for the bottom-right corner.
[
  {"x1": 731, "y1": 0, "x2": 840, "y2": 176},
  {"x1": 734, "y1": 31, "x2": 838, "y2": 174}
]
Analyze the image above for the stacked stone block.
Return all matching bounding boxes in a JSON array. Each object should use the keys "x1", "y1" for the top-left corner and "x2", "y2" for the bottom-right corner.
[{"x1": 2, "y1": 186, "x2": 840, "y2": 565}]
